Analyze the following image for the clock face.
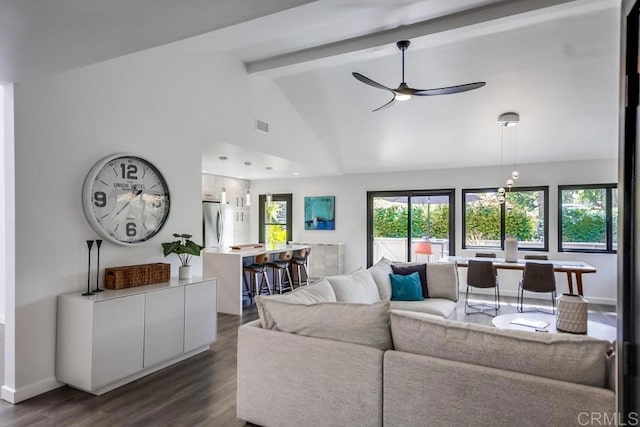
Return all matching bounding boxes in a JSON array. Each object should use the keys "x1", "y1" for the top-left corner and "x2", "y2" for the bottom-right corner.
[{"x1": 82, "y1": 154, "x2": 170, "y2": 245}]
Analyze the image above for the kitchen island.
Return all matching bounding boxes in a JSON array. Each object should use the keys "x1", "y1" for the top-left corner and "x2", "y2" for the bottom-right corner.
[{"x1": 203, "y1": 244, "x2": 310, "y2": 315}]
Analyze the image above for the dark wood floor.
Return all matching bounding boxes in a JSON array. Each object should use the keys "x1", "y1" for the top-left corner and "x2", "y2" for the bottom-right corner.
[{"x1": 0, "y1": 296, "x2": 615, "y2": 426}]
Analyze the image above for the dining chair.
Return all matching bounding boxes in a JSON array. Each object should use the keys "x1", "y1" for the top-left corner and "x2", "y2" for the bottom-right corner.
[
  {"x1": 465, "y1": 260, "x2": 500, "y2": 317},
  {"x1": 518, "y1": 262, "x2": 557, "y2": 314}
]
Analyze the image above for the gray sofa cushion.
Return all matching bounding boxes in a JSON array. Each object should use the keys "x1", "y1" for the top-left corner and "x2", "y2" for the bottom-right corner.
[
  {"x1": 390, "y1": 310, "x2": 612, "y2": 388},
  {"x1": 426, "y1": 263, "x2": 459, "y2": 301},
  {"x1": 389, "y1": 298, "x2": 457, "y2": 317},
  {"x1": 256, "y1": 299, "x2": 392, "y2": 350},
  {"x1": 255, "y1": 278, "x2": 336, "y2": 328},
  {"x1": 367, "y1": 257, "x2": 393, "y2": 301},
  {"x1": 325, "y1": 268, "x2": 381, "y2": 304}
]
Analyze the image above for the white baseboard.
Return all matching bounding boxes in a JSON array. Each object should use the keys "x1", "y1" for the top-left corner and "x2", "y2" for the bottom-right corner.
[
  {"x1": 459, "y1": 287, "x2": 617, "y2": 307},
  {"x1": 1, "y1": 377, "x2": 63, "y2": 404}
]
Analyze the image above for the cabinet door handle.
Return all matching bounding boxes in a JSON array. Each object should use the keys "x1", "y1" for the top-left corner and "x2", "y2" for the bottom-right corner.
[{"x1": 241, "y1": 212, "x2": 244, "y2": 221}]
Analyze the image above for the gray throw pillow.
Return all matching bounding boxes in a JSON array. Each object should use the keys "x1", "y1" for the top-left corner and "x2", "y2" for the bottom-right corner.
[
  {"x1": 256, "y1": 278, "x2": 337, "y2": 328},
  {"x1": 257, "y1": 299, "x2": 392, "y2": 350},
  {"x1": 426, "y1": 263, "x2": 459, "y2": 301}
]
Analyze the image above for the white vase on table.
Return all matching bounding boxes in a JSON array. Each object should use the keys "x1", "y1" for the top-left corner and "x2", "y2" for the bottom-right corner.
[{"x1": 504, "y1": 234, "x2": 518, "y2": 262}]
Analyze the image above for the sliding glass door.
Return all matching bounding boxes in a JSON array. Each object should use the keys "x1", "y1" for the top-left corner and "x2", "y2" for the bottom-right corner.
[{"x1": 366, "y1": 190, "x2": 455, "y2": 266}]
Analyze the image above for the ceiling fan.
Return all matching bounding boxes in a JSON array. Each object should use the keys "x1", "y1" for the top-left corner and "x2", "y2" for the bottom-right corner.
[{"x1": 352, "y1": 40, "x2": 486, "y2": 112}]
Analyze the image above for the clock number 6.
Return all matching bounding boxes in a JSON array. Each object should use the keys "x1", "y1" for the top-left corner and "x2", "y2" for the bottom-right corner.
[
  {"x1": 126, "y1": 222, "x2": 137, "y2": 237},
  {"x1": 120, "y1": 164, "x2": 138, "y2": 180}
]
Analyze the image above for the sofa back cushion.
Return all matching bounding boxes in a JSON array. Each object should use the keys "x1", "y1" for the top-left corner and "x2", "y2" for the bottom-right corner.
[
  {"x1": 426, "y1": 263, "x2": 459, "y2": 301},
  {"x1": 255, "y1": 278, "x2": 336, "y2": 328},
  {"x1": 255, "y1": 299, "x2": 392, "y2": 350},
  {"x1": 367, "y1": 257, "x2": 393, "y2": 300},
  {"x1": 390, "y1": 310, "x2": 612, "y2": 388},
  {"x1": 326, "y1": 268, "x2": 381, "y2": 304}
]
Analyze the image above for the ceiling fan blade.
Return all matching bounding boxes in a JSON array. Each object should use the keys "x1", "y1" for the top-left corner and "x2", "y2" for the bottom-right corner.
[
  {"x1": 412, "y1": 81, "x2": 486, "y2": 96},
  {"x1": 372, "y1": 96, "x2": 396, "y2": 112},
  {"x1": 353, "y1": 72, "x2": 394, "y2": 92}
]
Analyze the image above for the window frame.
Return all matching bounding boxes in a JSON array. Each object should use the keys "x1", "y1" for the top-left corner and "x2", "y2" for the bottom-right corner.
[
  {"x1": 258, "y1": 193, "x2": 293, "y2": 245},
  {"x1": 366, "y1": 189, "x2": 456, "y2": 267},
  {"x1": 557, "y1": 183, "x2": 617, "y2": 254},
  {"x1": 462, "y1": 186, "x2": 549, "y2": 251}
]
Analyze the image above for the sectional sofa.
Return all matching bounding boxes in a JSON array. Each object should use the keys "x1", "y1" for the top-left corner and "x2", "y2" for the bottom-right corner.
[{"x1": 236, "y1": 259, "x2": 615, "y2": 426}]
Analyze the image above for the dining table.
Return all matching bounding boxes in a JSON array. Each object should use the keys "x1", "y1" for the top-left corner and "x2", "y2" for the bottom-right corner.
[{"x1": 441, "y1": 256, "x2": 597, "y2": 296}]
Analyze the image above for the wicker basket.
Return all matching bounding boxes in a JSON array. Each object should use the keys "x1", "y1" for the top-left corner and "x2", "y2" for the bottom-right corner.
[{"x1": 104, "y1": 263, "x2": 171, "y2": 290}]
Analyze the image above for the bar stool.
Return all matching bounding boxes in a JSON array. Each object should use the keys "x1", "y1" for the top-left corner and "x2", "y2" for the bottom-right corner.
[
  {"x1": 291, "y1": 248, "x2": 311, "y2": 287},
  {"x1": 266, "y1": 251, "x2": 294, "y2": 294},
  {"x1": 243, "y1": 253, "x2": 272, "y2": 299}
]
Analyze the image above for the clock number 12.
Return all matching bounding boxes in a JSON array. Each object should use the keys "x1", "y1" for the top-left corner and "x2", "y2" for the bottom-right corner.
[{"x1": 120, "y1": 163, "x2": 138, "y2": 180}]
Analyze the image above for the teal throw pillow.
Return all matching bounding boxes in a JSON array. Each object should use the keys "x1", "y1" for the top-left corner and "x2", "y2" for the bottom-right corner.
[{"x1": 389, "y1": 272, "x2": 424, "y2": 301}]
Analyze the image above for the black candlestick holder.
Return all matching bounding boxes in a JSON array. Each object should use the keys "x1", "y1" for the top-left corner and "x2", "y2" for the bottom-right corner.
[
  {"x1": 92, "y1": 239, "x2": 104, "y2": 292},
  {"x1": 82, "y1": 240, "x2": 95, "y2": 296}
]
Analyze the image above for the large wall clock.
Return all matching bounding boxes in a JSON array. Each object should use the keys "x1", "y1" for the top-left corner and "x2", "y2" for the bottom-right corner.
[{"x1": 82, "y1": 153, "x2": 170, "y2": 245}]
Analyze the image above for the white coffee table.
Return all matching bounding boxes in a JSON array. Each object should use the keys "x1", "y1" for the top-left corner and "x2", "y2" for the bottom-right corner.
[{"x1": 491, "y1": 312, "x2": 616, "y2": 342}]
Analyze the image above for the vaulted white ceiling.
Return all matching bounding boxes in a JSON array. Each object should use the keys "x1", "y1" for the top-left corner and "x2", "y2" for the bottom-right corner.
[{"x1": 0, "y1": 0, "x2": 622, "y2": 180}]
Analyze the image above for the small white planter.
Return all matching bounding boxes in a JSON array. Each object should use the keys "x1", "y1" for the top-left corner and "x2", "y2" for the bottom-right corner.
[{"x1": 179, "y1": 266, "x2": 192, "y2": 280}]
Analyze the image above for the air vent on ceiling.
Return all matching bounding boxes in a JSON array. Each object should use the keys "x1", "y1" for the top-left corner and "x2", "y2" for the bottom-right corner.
[{"x1": 256, "y1": 119, "x2": 269, "y2": 134}]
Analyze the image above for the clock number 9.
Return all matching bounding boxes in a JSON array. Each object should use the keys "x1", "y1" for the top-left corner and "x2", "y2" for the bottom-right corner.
[
  {"x1": 120, "y1": 164, "x2": 138, "y2": 180},
  {"x1": 126, "y1": 222, "x2": 137, "y2": 237},
  {"x1": 93, "y1": 191, "x2": 107, "y2": 207}
]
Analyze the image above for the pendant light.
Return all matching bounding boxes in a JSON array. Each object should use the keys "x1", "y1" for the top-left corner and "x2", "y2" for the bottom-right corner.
[
  {"x1": 244, "y1": 161, "x2": 252, "y2": 207},
  {"x1": 496, "y1": 112, "x2": 520, "y2": 204},
  {"x1": 219, "y1": 156, "x2": 227, "y2": 204},
  {"x1": 265, "y1": 166, "x2": 273, "y2": 204}
]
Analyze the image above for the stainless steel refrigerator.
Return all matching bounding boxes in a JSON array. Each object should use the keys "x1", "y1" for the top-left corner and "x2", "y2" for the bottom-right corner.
[{"x1": 202, "y1": 201, "x2": 234, "y2": 248}]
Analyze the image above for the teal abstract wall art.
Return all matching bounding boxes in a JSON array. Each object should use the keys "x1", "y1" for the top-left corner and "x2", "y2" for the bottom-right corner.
[{"x1": 304, "y1": 196, "x2": 335, "y2": 230}]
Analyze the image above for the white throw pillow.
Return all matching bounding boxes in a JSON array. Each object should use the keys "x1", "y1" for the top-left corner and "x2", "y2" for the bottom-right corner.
[
  {"x1": 325, "y1": 268, "x2": 381, "y2": 304},
  {"x1": 367, "y1": 257, "x2": 393, "y2": 301}
]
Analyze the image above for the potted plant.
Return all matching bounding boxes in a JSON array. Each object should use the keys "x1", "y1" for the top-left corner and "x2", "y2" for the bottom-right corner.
[{"x1": 162, "y1": 233, "x2": 204, "y2": 279}]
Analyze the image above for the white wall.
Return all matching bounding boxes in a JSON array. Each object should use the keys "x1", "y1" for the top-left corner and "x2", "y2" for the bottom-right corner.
[
  {"x1": 0, "y1": 85, "x2": 6, "y2": 324},
  {"x1": 7, "y1": 45, "x2": 324, "y2": 402},
  {"x1": 248, "y1": 158, "x2": 618, "y2": 305},
  {"x1": 2, "y1": 84, "x2": 15, "y2": 403}
]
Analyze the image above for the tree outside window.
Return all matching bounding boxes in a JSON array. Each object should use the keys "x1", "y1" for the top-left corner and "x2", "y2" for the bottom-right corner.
[
  {"x1": 558, "y1": 184, "x2": 617, "y2": 253},
  {"x1": 463, "y1": 187, "x2": 548, "y2": 250},
  {"x1": 259, "y1": 194, "x2": 292, "y2": 248}
]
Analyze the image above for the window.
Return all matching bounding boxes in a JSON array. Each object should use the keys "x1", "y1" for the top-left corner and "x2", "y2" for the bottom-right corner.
[
  {"x1": 258, "y1": 194, "x2": 292, "y2": 247},
  {"x1": 463, "y1": 186, "x2": 548, "y2": 251},
  {"x1": 558, "y1": 184, "x2": 617, "y2": 253},
  {"x1": 366, "y1": 190, "x2": 455, "y2": 266}
]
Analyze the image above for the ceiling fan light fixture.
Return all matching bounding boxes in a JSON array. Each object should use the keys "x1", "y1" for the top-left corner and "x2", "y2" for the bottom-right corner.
[{"x1": 395, "y1": 93, "x2": 411, "y2": 101}]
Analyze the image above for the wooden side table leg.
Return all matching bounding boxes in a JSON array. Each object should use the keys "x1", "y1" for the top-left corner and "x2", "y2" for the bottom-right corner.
[
  {"x1": 566, "y1": 272, "x2": 574, "y2": 294},
  {"x1": 576, "y1": 273, "x2": 584, "y2": 296}
]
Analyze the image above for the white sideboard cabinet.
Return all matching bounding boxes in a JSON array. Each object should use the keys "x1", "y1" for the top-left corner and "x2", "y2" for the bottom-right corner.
[{"x1": 56, "y1": 277, "x2": 217, "y2": 395}]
